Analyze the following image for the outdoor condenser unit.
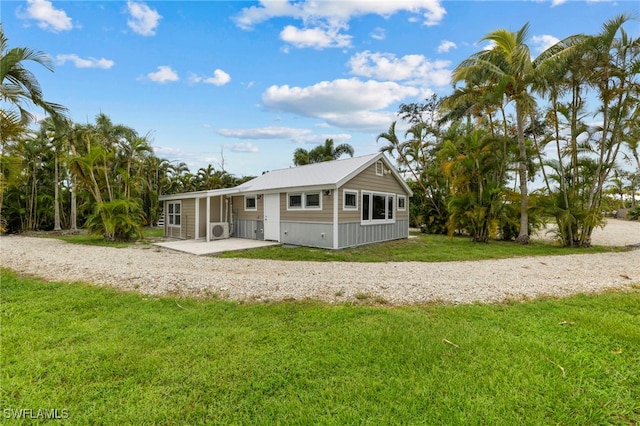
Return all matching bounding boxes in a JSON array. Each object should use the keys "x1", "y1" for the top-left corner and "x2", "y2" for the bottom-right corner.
[{"x1": 210, "y1": 222, "x2": 230, "y2": 240}]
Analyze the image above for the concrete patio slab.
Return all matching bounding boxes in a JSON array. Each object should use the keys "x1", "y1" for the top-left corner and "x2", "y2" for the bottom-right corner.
[{"x1": 154, "y1": 238, "x2": 280, "y2": 256}]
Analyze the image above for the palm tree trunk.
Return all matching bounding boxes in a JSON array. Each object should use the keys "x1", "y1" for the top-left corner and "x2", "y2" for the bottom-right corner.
[
  {"x1": 54, "y1": 152, "x2": 61, "y2": 231},
  {"x1": 515, "y1": 106, "x2": 529, "y2": 244}
]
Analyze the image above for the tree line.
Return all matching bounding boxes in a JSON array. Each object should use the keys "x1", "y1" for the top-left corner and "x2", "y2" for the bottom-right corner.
[
  {"x1": 379, "y1": 14, "x2": 639, "y2": 246},
  {"x1": 1, "y1": 15, "x2": 638, "y2": 245},
  {"x1": 1, "y1": 26, "x2": 250, "y2": 239}
]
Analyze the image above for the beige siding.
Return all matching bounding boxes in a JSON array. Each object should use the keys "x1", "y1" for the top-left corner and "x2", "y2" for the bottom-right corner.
[
  {"x1": 280, "y1": 191, "x2": 333, "y2": 222},
  {"x1": 231, "y1": 195, "x2": 263, "y2": 220},
  {"x1": 338, "y1": 162, "x2": 410, "y2": 222}
]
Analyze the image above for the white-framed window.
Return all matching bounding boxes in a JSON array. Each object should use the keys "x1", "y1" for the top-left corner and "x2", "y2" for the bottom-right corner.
[
  {"x1": 375, "y1": 160, "x2": 384, "y2": 176},
  {"x1": 245, "y1": 195, "x2": 257, "y2": 211},
  {"x1": 287, "y1": 192, "x2": 322, "y2": 210},
  {"x1": 361, "y1": 191, "x2": 395, "y2": 224},
  {"x1": 398, "y1": 195, "x2": 407, "y2": 211},
  {"x1": 343, "y1": 189, "x2": 358, "y2": 210},
  {"x1": 167, "y1": 201, "x2": 181, "y2": 227}
]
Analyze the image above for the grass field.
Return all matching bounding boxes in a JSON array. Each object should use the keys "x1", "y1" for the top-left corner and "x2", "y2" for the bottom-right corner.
[
  {"x1": 2, "y1": 269, "x2": 638, "y2": 425},
  {"x1": 219, "y1": 232, "x2": 622, "y2": 262}
]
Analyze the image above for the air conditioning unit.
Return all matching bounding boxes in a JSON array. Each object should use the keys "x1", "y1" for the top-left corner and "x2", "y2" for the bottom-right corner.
[{"x1": 210, "y1": 222, "x2": 230, "y2": 240}]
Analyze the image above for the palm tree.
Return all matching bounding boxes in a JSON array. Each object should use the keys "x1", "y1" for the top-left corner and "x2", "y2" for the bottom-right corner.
[
  {"x1": 0, "y1": 26, "x2": 67, "y2": 124},
  {"x1": 292, "y1": 139, "x2": 354, "y2": 166},
  {"x1": 452, "y1": 23, "x2": 537, "y2": 244}
]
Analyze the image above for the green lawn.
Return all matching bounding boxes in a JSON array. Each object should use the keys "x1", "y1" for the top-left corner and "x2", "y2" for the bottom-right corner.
[
  {"x1": 2, "y1": 269, "x2": 638, "y2": 425},
  {"x1": 219, "y1": 232, "x2": 623, "y2": 262}
]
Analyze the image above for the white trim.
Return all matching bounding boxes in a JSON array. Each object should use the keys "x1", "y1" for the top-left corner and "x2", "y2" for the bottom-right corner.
[
  {"x1": 167, "y1": 201, "x2": 181, "y2": 228},
  {"x1": 398, "y1": 195, "x2": 407, "y2": 211},
  {"x1": 244, "y1": 195, "x2": 257, "y2": 211},
  {"x1": 360, "y1": 191, "x2": 396, "y2": 225},
  {"x1": 286, "y1": 191, "x2": 323, "y2": 211},
  {"x1": 195, "y1": 198, "x2": 200, "y2": 239},
  {"x1": 206, "y1": 196, "x2": 211, "y2": 241},
  {"x1": 333, "y1": 188, "x2": 339, "y2": 249},
  {"x1": 375, "y1": 160, "x2": 384, "y2": 176},
  {"x1": 342, "y1": 189, "x2": 358, "y2": 210}
]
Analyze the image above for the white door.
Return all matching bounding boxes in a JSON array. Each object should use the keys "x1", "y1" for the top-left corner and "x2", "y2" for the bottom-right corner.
[{"x1": 263, "y1": 193, "x2": 280, "y2": 241}]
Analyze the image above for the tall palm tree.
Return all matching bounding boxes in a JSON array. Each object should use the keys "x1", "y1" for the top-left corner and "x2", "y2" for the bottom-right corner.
[{"x1": 452, "y1": 23, "x2": 537, "y2": 244}]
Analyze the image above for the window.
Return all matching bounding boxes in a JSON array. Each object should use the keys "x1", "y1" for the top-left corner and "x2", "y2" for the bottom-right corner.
[
  {"x1": 245, "y1": 196, "x2": 257, "y2": 211},
  {"x1": 361, "y1": 191, "x2": 395, "y2": 224},
  {"x1": 287, "y1": 192, "x2": 322, "y2": 210},
  {"x1": 398, "y1": 195, "x2": 406, "y2": 211},
  {"x1": 288, "y1": 194, "x2": 302, "y2": 209},
  {"x1": 167, "y1": 202, "x2": 181, "y2": 227},
  {"x1": 306, "y1": 193, "x2": 320, "y2": 208},
  {"x1": 375, "y1": 161, "x2": 384, "y2": 176},
  {"x1": 343, "y1": 190, "x2": 358, "y2": 210}
]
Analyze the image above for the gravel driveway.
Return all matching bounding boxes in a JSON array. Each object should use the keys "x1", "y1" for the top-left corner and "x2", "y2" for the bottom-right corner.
[{"x1": 1, "y1": 219, "x2": 638, "y2": 305}]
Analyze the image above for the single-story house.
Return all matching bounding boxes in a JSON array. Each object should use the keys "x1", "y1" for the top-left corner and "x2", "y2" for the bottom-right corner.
[{"x1": 158, "y1": 153, "x2": 413, "y2": 249}]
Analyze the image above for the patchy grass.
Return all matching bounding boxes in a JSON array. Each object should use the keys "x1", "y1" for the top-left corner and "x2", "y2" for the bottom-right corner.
[
  {"x1": 52, "y1": 227, "x2": 164, "y2": 247},
  {"x1": 219, "y1": 232, "x2": 623, "y2": 262},
  {"x1": 2, "y1": 269, "x2": 639, "y2": 425}
]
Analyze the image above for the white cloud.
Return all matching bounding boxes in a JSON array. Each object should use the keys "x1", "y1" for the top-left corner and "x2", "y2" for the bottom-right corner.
[
  {"x1": 262, "y1": 78, "x2": 419, "y2": 130},
  {"x1": 147, "y1": 66, "x2": 179, "y2": 83},
  {"x1": 233, "y1": 0, "x2": 445, "y2": 51},
  {"x1": 126, "y1": 1, "x2": 161, "y2": 36},
  {"x1": 437, "y1": 40, "x2": 457, "y2": 53},
  {"x1": 234, "y1": 0, "x2": 446, "y2": 30},
  {"x1": 218, "y1": 127, "x2": 313, "y2": 141},
  {"x1": 348, "y1": 51, "x2": 452, "y2": 87},
  {"x1": 226, "y1": 143, "x2": 259, "y2": 153},
  {"x1": 531, "y1": 34, "x2": 561, "y2": 53},
  {"x1": 280, "y1": 25, "x2": 352, "y2": 49},
  {"x1": 191, "y1": 69, "x2": 231, "y2": 86},
  {"x1": 370, "y1": 27, "x2": 386, "y2": 41},
  {"x1": 56, "y1": 54, "x2": 114, "y2": 69},
  {"x1": 551, "y1": 0, "x2": 567, "y2": 6},
  {"x1": 24, "y1": 0, "x2": 73, "y2": 32}
]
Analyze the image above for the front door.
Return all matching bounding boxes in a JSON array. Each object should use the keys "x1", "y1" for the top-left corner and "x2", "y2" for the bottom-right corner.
[{"x1": 263, "y1": 193, "x2": 280, "y2": 241}]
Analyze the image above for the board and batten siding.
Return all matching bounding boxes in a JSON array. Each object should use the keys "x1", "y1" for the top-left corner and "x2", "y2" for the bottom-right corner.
[{"x1": 231, "y1": 195, "x2": 264, "y2": 240}]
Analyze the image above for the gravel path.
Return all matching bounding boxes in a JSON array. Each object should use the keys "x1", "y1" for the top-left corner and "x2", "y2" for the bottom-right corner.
[{"x1": 1, "y1": 220, "x2": 639, "y2": 305}]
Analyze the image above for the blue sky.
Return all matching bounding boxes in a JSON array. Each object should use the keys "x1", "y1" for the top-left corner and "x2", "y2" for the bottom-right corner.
[{"x1": 3, "y1": 0, "x2": 638, "y2": 177}]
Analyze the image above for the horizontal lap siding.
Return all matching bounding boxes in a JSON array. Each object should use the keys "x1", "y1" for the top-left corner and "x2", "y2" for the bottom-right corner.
[
  {"x1": 339, "y1": 163, "x2": 410, "y2": 223},
  {"x1": 231, "y1": 196, "x2": 263, "y2": 221},
  {"x1": 280, "y1": 192, "x2": 334, "y2": 222},
  {"x1": 165, "y1": 199, "x2": 195, "y2": 239}
]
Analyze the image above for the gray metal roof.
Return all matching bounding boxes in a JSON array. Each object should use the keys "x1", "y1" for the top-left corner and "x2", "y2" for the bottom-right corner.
[{"x1": 159, "y1": 153, "x2": 412, "y2": 201}]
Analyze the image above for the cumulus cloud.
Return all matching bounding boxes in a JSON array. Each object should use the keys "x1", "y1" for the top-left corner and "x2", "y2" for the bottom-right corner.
[
  {"x1": 23, "y1": 0, "x2": 73, "y2": 32},
  {"x1": 56, "y1": 54, "x2": 114, "y2": 69},
  {"x1": 127, "y1": 0, "x2": 161, "y2": 36},
  {"x1": 531, "y1": 34, "x2": 561, "y2": 53},
  {"x1": 280, "y1": 25, "x2": 352, "y2": 49},
  {"x1": 218, "y1": 127, "x2": 312, "y2": 140},
  {"x1": 147, "y1": 66, "x2": 179, "y2": 83},
  {"x1": 262, "y1": 78, "x2": 419, "y2": 130},
  {"x1": 437, "y1": 40, "x2": 457, "y2": 53},
  {"x1": 233, "y1": 0, "x2": 445, "y2": 50},
  {"x1": 191, "y1": 69, "x2": 231, "y2": 86},
  {"x1": 234, "y1": 0, "x2": 446, "y2": 30},
  {"x1": 348, "y1": 51, "x2": 452, "y2": 87}
]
